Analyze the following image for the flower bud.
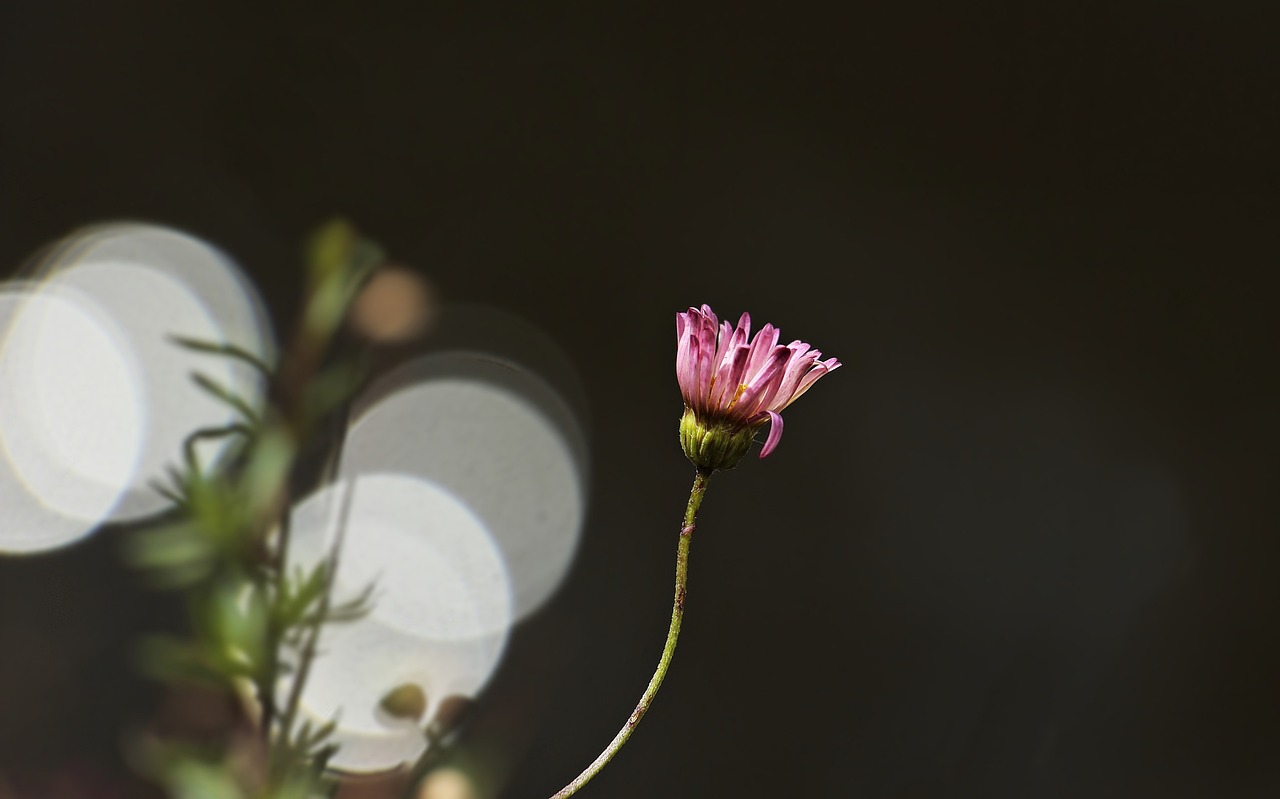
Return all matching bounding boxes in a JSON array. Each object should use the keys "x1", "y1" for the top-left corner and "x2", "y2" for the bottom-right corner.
[
  {"x1": 675, "y1": 305, "x2": 840, "y2": 463},
  {"x1": 379, "y1": 683, "x2": 427, "y2": 722},
  {"x1": 678, "y1": 407, "x2": 760, "y2": 471}
]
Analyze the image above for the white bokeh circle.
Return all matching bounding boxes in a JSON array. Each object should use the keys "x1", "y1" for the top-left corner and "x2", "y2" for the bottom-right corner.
[
  {"x1": 339, "y1": 353, "x2": 587, "y2": 626},
  {"x1": 282, "y1": 473, "x2": 512, "y2": 773},
  {"x1": 0, "y1": 223, "x2": 275, "y2": 553},
  {"x1": 0, "y1": 284, "x2": 144, "y2": 552}
]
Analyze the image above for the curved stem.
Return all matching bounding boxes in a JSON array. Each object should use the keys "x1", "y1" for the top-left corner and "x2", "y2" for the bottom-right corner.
[{"x1": 548, "y1": 468, "x2": 712, "y2": 798}]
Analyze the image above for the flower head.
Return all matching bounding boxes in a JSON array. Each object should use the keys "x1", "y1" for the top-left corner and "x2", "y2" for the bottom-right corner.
[{"x1": 676, "y1": 304, "x2": 840, "y2": 470}]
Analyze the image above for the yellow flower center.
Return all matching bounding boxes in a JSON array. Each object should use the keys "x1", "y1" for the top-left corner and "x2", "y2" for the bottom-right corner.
[{"x1": 724, "y1": 383, "x2": 749, "y2": 412}]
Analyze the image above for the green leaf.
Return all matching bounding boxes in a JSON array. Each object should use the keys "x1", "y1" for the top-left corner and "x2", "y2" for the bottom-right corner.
[
  {"x1": 168, "y1": 335, "x2": 275, "y2": 382},
  {"x1": 190, "y1": 372, "x2": 262, "y2": 425},
  {"x1": 241, "y1": 427, "x2": 295, "y2": 519},
  {"x1": 273, "y1": 563, "x2": 331, "y2": 631},
  {"x1": 148, "y1": 478, "x2": 187, "y2": 508},
  {"x1": 302, "y1": 219, "x2": 384, "y2": 341},
  {"x1": 182, "y1": 423, "x2": 255, "y2": 477},
  {"x1": 209, "y1": 579, "x2": 268, "y2": 677},
  {"x1": 320, "y1": 579, "x2": 377, "y2": 625},
  {"x1": 166, "y1": 758, "x2": 245, "y2": 799},
  {"x1": 124, "y1": 522, "x2": 217, "y2": 586},
  {"x1": 299, "y1": 359, "x2": 366, "y2": 427},
  {"x1": 294, "y1": 714, "x2": 339, "y2": 752},
  {"x1": 305, "y1": 218, "x2": 359, "y2": 287}
]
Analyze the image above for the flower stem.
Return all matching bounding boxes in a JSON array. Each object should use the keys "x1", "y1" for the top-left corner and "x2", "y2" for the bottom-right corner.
[{"x1": 547, "y1": 467, "x2": 712, "y2": 798}]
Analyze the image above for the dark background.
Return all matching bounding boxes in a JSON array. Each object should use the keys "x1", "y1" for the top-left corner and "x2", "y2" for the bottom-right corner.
[{"x1": 0, "y1": 2, "x2": 1276, "y2": 797}]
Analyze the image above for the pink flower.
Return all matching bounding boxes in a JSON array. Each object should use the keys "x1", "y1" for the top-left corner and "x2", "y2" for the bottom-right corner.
[{"x1": 676, "y1": 304, "x2": 840, "y2": 468}]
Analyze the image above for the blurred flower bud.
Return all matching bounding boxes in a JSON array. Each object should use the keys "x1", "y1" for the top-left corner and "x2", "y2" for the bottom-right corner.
[{"x1": 379, "y1": 683, "x2": 428, "y2": 722}]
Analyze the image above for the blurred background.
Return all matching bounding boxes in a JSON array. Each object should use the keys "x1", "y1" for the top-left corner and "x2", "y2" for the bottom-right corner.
[{"x1": 0, "y1": 2, "x2": 1275, "y2": 797}]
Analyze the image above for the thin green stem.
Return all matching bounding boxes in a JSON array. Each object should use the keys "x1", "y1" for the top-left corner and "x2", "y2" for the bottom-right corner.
[
  {"x1": 258, "y1": 506, "x2": 291, "y2": 743},
  {"x1": 269, "y1": 475, "x2": 357, "y2": 785},
  {"x1": 547, "y1": 468, "x2": 712, "y2": 799}
]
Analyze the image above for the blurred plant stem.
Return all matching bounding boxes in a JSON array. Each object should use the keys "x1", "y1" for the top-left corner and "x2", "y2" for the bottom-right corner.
[{"x1": 128, "y1": 219, "x2": 383, "y2": 799}]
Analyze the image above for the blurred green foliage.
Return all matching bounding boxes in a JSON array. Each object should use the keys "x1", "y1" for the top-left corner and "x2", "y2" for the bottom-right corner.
[{"x1": 126, "y1": 219, "x2": 385, "y2": 799}]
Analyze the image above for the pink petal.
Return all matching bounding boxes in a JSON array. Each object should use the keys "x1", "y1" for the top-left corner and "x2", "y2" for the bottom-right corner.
[
  {"x1": 785, "y1": 339, "x2": 811, "y2": 359},
  {"x1": 725, "y1": 316, "x2": 750, "y2": 361},
  {"x1": 758, "y1": 410, "x2": 784, "y2": 458},
  {"x1": 744, "y1": 324, "x2": 781, "y2": 383},
  {"x1": 784, "y1": 359, "x2": 840, "y2": 407},
  {"x1": 676, "y1": 331, "x2": 700, "y2": 398},
  {"x1": 714, "y1": 315, "x2": 751, "y2": 391},
  {"x1": 679, "y1": 305, "x2": 839, "y2": 422},
  {"x1": 712, "y1": 345, "x2": 751, "y2": 408},
  {"x1": 772, "y1": 348, "x2": 820, "y2": 410},
  {"x1": 738, "y1": 345, "x2": 791, "y2": 416},
  {"x1": 696, "y1": 320, "x2": 718, "y2": 405}
]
